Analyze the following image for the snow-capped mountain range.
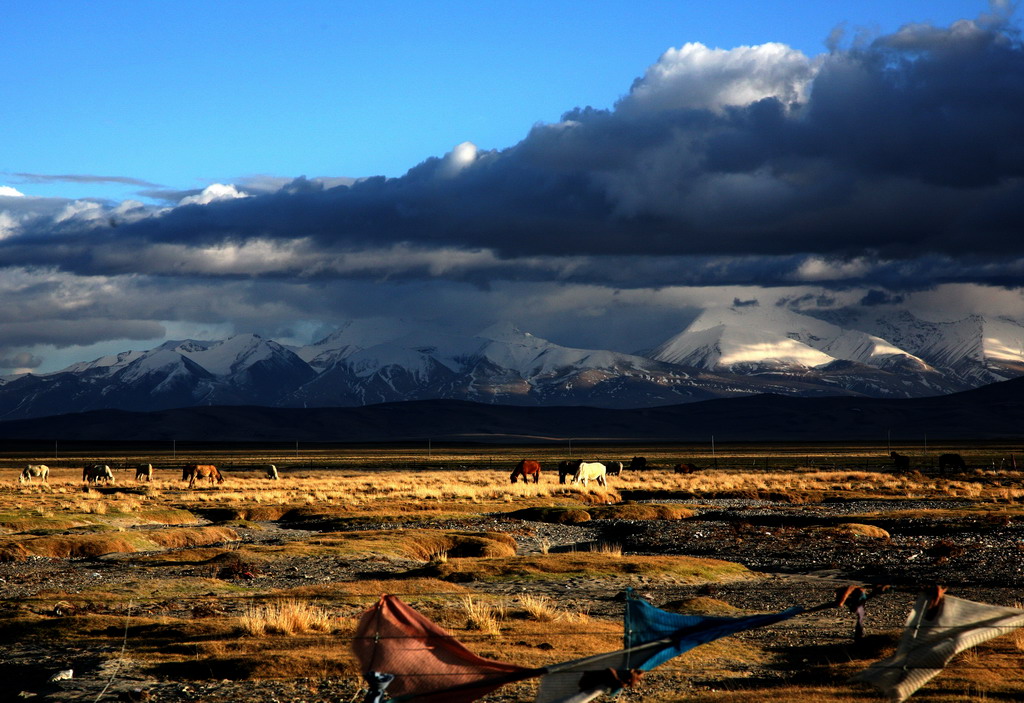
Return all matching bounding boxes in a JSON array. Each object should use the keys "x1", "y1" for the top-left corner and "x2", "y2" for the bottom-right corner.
[{"x1": 1, "y1": 306, "x2": 1022, "y2": 421}]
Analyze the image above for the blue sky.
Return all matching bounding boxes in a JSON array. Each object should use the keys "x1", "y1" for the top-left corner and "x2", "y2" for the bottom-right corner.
[
  {"x1": 3, "y1": 1, "x2": 991, "y2": 202},
  {"x1": 1, "y1": 1, "x2": 1022, "y2": 374}
]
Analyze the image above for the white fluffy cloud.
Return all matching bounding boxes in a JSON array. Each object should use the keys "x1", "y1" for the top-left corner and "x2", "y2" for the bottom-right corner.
[
  {"x1": 179, "y1": 183, "x2": 249, "y2": 206},
  {"x1": 618, "y1": 42, "x2": 817, "y2": 114},
  {"x1": 0, "y1": 186, "x2": 25, "y2": 197},
  {"x1": 438, "y1": 141, "x2": 479, "y2": 178}
]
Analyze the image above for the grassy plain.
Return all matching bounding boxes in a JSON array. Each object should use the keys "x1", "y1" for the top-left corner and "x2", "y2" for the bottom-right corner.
[{"x1": 1, "y1": 442, "x2": 1023, "y2": 702}]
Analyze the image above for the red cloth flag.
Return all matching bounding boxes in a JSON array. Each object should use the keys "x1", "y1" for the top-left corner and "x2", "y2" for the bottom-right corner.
[{"x1": 353, "y1": 595, "x2": 535, "y2": 703}]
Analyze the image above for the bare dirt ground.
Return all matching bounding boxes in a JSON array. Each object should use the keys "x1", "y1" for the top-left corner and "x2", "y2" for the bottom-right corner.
[{"x1": 6, "y1": 492, "x2": 1024, "y2": 702}]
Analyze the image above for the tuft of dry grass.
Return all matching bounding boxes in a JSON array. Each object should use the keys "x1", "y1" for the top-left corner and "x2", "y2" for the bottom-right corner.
[
  {"x1": 239, "y1": 598, "x2": 333, "y2": 636},
  {"x1": 588, "y1": 541, "x2": 623, "y2": 556},
  {"x1": 460, "y1": 596, "x2": 502, "y2": 635},
  {"x1": 518, "y1": 594, "x2": 559, "y2": 622}
]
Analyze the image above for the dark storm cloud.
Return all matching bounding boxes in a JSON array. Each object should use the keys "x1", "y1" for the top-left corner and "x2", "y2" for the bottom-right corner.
[
  {"x1": 2, "y1": 10, "x2": 1023, "y2": 292},
  {"x1": 860, "y1": 289, "x2": 905, "y2": 306},
  {"x1": 0, "y1": 319, "x2": 164, "y2": 348},
  {"x1": 0, "y1": 352, "x2": 42, "y2": 370}
]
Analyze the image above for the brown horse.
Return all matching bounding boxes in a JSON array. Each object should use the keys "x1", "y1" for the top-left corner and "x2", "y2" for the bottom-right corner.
[
  {"x1": 674, "y1": 463, "x2": 700, "y2": 474},
  {"x1": 182, "y1": 464, "x2": 223, "y2": 488},
  {"x1": 510, "y1": 460, "x2": 542, "y2": 484}
]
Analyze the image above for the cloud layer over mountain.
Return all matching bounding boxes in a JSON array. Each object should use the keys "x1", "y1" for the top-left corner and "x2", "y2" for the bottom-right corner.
[{"x1": 2, "y1": 8, "x2": 1023, "y2": 371}]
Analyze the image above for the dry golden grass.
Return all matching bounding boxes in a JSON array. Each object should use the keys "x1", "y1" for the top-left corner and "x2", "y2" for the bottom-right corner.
[
  {"x1": 832, "y1": 523, "x2": 891, "y2": 540},
  {"x1": 0, "y1": 525, "x2": 237, "y2": 560},
  {"x1": 518, "y1": 594, "x2": 560, "y2": 622},
  {"x1": 460, "y1": 595, "x2": 503, "y2": 634},
  {"x1": 426, "y1": 552, "x2": 753, "y2": 583},
  {"x1": 239, "y1": 598, "x2": 334, "y2": 636}
]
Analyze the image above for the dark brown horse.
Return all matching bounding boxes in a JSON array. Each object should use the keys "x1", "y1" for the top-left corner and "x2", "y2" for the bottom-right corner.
[
  {"x1": 890, "y1": 452, "x2": 911, "y2": 473},
  {"x1": 558, "y1": 460, "x2": 581, "y2": 484},
  {"x1": 510, "y1": 460, "x2": 542, "y2": 484},
  {"x1": 674, "y1": 463, "x2": 700, "y2": 474},
  {"x1": 182, "y1": 464, "x2": 223, "y2": 488},
  {"x1": 938, "y1": 453, "x2": 967, "y2": 473}
]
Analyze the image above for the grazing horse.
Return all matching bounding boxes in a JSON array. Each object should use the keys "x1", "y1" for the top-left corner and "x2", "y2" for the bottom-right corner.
[
  {"x1": 558, "y1": 460, "x2": 582, "y2": 484},
  {"x1": 264, "y1": 464, "x2": 279, "y2": 480},
  {"x1": 890, "y1": 452, "x2": 911, "y2": 473},
  {"x1": 20, "y1": 464, "x2": 49, "y2": 483},
  {"x1": 604, "y1": 461, "x2": 624, "y2": 476},
  {"x1": 674, "y1": 463, "x2": 700, "y2": 474},
  {"x1": 510, "y1": 460, "x2": 542, "y2": 484},
  {"x1": 135, "y1": 464, "x2": 154, "y2": 482},
  {"x1": 83, "y1": 464, "x2": 115, "y2": 484},
  {"x1": 630, "y1": 456, "x2": 647, "y2": 472},
  {"x1": 572, "y1": 461, "x2": 607, "y2": 487},
  {"x1": 182, "y1": 464, "x2": 223, "y2": 488},
  {"x1": 938, "y1": 453, "x2": 967, "y2": 473}
]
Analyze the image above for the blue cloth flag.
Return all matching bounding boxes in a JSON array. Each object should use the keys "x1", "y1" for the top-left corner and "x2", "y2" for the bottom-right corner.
[{"x1": 624, "y1": 590, "x2": 804, "y2": 671}]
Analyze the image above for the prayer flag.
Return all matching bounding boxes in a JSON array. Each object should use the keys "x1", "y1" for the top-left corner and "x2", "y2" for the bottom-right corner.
[
  {"x1": 625, "y1": 590, "x2": 804, "y2": 671},
  {"x1": 851, "y1": 593, "x2": 1024, "y2": 702},
  {"x1": 353, "y1": 595, "x2": 534, "y2": 703}
]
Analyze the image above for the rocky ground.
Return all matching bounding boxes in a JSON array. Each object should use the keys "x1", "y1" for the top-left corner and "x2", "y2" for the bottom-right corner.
[{"x1": 5, "y1": 497, "x2": 1023, "y2": 702}]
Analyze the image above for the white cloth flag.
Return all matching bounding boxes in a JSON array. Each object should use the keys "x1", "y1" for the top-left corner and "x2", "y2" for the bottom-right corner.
[
  {"x1": 851, "y1": 593, "x2": 1024, "y2": 702},
  {"x1": 534, "y1": 644, "x2": 651, "y2": 703}
]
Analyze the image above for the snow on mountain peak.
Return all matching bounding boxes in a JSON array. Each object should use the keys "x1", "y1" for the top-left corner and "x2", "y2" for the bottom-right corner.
[
  {"x1": 58, "y1": 349, "x2": 148, "y2": 375},
  {"x1": 175, "y1": 333, "x2": 278, "y2": 376},
  {"x1": 652, "y1": 305, "x2": 928, "y2": 371}
]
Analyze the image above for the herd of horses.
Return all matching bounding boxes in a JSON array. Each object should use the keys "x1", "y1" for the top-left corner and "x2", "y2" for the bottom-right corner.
[
  {"x1": 16, "y1": 463, "x2": 280, "y2": 486},
  {"x1": 510, "y1": 457, "x2": 645, "y2": 486},
  {"x1": 889, "y1": 451, "x2": 983, "y2": 474},
  {"x1": 13, "y1": 452, "x2": 1003, "y2": 488}
]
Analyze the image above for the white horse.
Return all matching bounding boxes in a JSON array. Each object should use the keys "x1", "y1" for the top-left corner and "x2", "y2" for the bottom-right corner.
[
  {"x1": 136, "y1": 464, "x2": 154, "y2": 482},
  {"x1": 264, "y1": 464, "x2": 279, "y2": 480},
  {"x1": 572, "y1": 461, "x2": 607, "y2": 487},
  {"x1": 20, "y1": 464, "x2": 49, "y2": 483}
]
